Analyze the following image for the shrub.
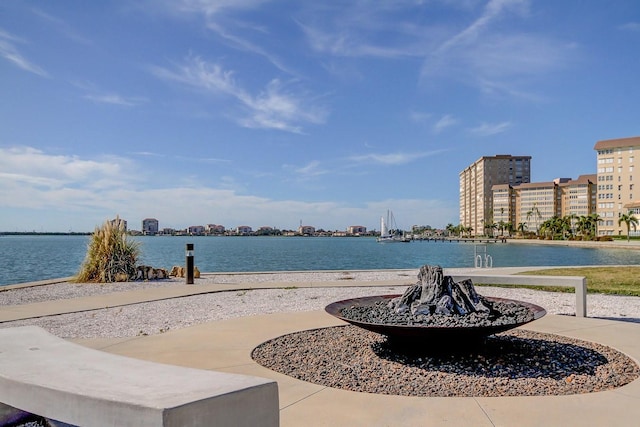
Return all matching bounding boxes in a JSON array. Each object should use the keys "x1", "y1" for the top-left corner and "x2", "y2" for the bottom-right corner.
[{"x1": 74, "y1": 217, "x2": 140, "y2": 283}]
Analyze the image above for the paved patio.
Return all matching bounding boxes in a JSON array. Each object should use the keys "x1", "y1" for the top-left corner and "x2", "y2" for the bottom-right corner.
[
  {"x1": 2, "y1": 272, "x2": 640, "y2": 426},
  {"x1": 72, "y1": 310, "x2": 640, "y2": 427}
]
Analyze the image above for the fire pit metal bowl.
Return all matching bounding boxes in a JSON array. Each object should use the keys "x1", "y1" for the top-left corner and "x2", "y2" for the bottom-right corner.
[{"x1": 325, "y1": 294, "x2": 546, "y2": 342}]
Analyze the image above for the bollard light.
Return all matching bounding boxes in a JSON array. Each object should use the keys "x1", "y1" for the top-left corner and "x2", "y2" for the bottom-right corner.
[{"x1": 186, "y1": 243, "x2": 194, "y2": 284}]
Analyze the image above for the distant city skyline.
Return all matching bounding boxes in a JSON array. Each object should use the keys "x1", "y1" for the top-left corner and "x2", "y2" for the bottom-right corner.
[{"x1": 2, "y1": 2, "x2": 640, "y2": 232}]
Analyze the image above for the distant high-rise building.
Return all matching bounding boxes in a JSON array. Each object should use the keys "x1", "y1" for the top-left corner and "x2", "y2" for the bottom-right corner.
[
  {"x1": 142, "y1": 218, "x2": 159, "y2": 235},
  {"x1": 594, "y1": 136, "x2": 640, "y2": 236},
  {"x1": 459, "y1": 155, "x2": 531, "y2": 236}
]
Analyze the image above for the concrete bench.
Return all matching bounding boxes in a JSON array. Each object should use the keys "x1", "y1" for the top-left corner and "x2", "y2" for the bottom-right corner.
[
  {"x1": 0, "y1": 326, "x2": 279, "y2": 427},
  {"x1": 450, "y1": 273, "x2": 587, "y2": 317}
]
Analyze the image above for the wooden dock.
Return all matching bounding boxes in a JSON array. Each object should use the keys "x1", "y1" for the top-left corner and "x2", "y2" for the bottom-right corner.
[{"x1": 412, "y1": 237, "x2": 508, "y2": 243}]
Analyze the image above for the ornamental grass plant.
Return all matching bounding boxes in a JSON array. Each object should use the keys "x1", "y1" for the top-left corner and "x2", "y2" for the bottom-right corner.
[{"x1": 74, "y1": 217, "x2": 140, "y2": 283}]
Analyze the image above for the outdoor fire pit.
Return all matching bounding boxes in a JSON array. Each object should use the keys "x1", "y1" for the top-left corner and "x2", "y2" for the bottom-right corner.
[{"x1": 325, "y1": 265, "x2": 546, "y2": 348}]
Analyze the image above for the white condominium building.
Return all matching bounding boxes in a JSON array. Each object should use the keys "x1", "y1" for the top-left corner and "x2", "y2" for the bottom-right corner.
[{"x1": 594, "y1": 136, "x2": 640, "y2": 236}]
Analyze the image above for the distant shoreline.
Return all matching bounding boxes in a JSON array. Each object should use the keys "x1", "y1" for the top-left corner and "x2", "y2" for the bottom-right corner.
[
  {"x1": 0, "y1": 232, "x2": 92, "y2": 236},
  {"x1": 1, "y1": 232, "x2": 639, "y2": 250}
]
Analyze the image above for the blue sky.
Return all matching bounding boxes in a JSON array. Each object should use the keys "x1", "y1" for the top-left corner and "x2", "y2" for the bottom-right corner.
[{"x1": 2, "y1": 1, "x2": 640, "y2": 232}]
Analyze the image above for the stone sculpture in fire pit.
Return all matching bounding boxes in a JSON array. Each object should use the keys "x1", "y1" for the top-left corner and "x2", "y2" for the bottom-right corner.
[
  {"x1": 388, "y1": 264, "x2": 494, "y2": 317},
  {"x1": 325, "y1": 264, "x2": 546, "y2": 347}
]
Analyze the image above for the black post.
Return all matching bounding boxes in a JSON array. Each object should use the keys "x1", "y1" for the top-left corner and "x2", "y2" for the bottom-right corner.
[{"x1": 186, "y1": 243, "x2": 194, "y2": 285}]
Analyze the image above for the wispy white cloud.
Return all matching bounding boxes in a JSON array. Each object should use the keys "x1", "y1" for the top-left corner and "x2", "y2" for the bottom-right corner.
[
  {"x1": 349, "y1": 150, "x2": 442, "y2": 166},
  {"x1": 130, "y1": 151, "x2": 231, "y2": 164},
  {"x1": 409, "y1": 110, "x2": 432, "y2": 124},
  {"x1": 465, "y1": 34, "x2": 574, "y2": 78},
  {"x1": 152, "y1": 56, "x2": 327, "y2": 133},
  {"x1": 204, "y1": 21, "x2": 294, "y2": 75},
  {"x1": 297, "y1": 20, "x2": 425, "y2": 59},
  {"x1": 73, "y1": 81, "x2": 147, "y2": 107},
  {"x1": 0, "y1": 29, "x2": 49, "y2": 77},
  {"x1": 132, "y1": 151, "x2": 164, "y2": 157},
  {"x1": 476, "y1": 78, "x2": 546, "y2": 102},
  {"x1": 619, "y1": 22, "x2": 640, "y2": 32},
  {"x1": 295, "y1": 3, "x2": 441, "y2": 59},
  {"x1": 421, "y1": 0, "x2": 574, "y2": 99},
  {"x1": 84, "y1": 93, "x2": 147, "y2": 107},
  {"x1": 172, "y1": 0, "x2": 270, "y2": 16},
  {"x1": 162, "y1": 0, "x2": 293, "y2": 74},
  {"x1": 434, "y1": 0, "x2": 530, "y2": 55},
  {"x1": 31, "y1": 7, "x2": 92, "y2": 45},
  {"x1": 433, "y1": 114, "x2": 458, "y2": 133},
  {"x1": 290, "y1": 160, "x2": 329, "y2": 177},
  {"x1": 469, "y1": 121, "x2": 512, "y2": 136}
]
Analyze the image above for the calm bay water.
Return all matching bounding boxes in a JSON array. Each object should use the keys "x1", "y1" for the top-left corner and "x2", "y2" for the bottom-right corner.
[{"x1": 1, "y1": 235, "x2": 639, "y2": 286}]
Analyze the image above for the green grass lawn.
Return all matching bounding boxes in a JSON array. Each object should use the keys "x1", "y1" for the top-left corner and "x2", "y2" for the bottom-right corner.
[{"x1": 477, "y1": 267, "x2": 640, "y2": 297}]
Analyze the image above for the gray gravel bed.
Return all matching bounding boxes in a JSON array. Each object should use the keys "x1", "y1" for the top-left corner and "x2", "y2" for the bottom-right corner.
[
  {"x1": 0, "y1": 270, "x2": 417, "y2": 306},
  {"x1": 251, "y1": 325, "x2": 640, "y2": 397},
  {"x1": 0, "y1": 286, "x2": 405, "y2": 338}
]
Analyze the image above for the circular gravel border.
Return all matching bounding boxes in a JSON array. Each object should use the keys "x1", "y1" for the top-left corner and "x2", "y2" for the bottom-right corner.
[{"x1": 252, "y1": 326, "x2": 639, "y2": 397}]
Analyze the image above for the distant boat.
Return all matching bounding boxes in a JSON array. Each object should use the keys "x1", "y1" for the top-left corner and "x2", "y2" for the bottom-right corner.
[{"x1": 376, "y1": 210, "x2": 411, "y2": 243}]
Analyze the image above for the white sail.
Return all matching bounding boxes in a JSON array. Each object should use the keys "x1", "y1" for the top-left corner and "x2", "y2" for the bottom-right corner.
[
  {"x1": 380, "y1": 215, "x2": 388, "y2": 237},
  {"x1": 377, "y1": 210, "x2": 410, "y2": 243}
]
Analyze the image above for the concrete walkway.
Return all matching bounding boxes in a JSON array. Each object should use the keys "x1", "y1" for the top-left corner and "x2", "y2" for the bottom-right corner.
[
  {"x1": 2, "y1": 271, "x2": 640, "y2": 426},
  {"x1": 74, "y1": 312, "x2": 640, "y2": 427}
]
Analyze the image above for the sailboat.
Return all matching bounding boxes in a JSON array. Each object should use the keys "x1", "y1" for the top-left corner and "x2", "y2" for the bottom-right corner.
[{"x1": 376, "y1": 210, "x2": 411, "y2": 243}]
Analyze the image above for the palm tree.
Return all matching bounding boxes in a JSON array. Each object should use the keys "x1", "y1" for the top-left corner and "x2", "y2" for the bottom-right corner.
[
  {"x1": 505, "y1": 221, "x2": 514, "y2": 237},
  {"x1": 559, "y1": 215, "x2": 572, "y2": 239},
  {"x1": 445, "y1": 223, "x2": 455, "y2": 237},
  {"x1": 484, "y1": 221, "x2": 497, "y2": 237},
  {"x1": 565, "y1": 213, "x2": 578, "y2": 238},
  {"x1": 576, "y1": 215, "x2": 590, "y2": 239},
  {"x1": 497, "y1": 220, "x2": 507, "y2": 236},
  {"x1": 588, "y1": 213, "x2": 602, "y2": 239},
  {"x1": 539, "y1": 217, "x2": 556, "y2": 239},
  {"x1": 618, "y1": 212, "x2": 639, "y2": 242},
  {"x1": 517, "y1": 222, "x2": 527, "y2": 237},
  {"x1": 526, "y1": 203, "x2": 543, "y2": 236}
]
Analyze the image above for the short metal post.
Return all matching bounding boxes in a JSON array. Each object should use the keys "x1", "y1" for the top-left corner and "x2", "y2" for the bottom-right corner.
[
  {"x1": 186, "y1": 243, "x2": 194, "y2": 285},
  {"x1": 576, "y1": 277, "x2": 587, "y2": 317}
]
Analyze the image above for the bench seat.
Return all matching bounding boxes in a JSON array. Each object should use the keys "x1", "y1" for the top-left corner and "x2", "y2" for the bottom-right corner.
[{"x1": 0, "y1": 326, "x2": 278, "y2": 427}]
